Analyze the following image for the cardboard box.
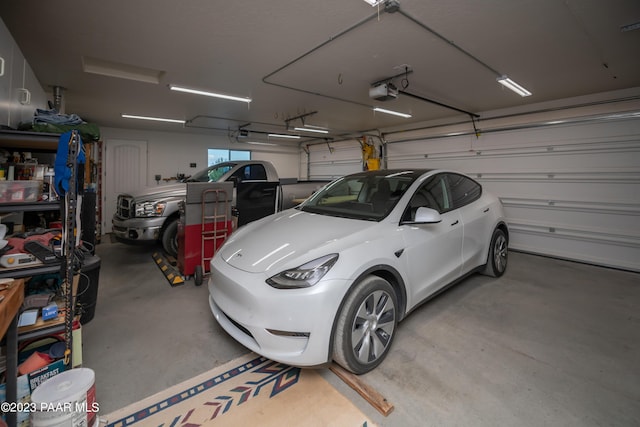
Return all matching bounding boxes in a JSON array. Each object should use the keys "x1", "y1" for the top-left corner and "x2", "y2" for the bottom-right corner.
[
  {"x1": 1, "y1": 324, "x2": 82, "y2": 426},
  {"x1": 0, "y1": 359, "x2": 66, "y2": 426}
]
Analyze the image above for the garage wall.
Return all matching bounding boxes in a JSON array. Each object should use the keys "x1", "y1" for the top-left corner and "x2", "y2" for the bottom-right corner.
[
  {"x1": 384, "y1": 106, "x2": 640, "y2": 272},
  {"x1": 101, "y1": 127, "x2": 300, "y2": 187},
  {"x1": 100, "y1": 126, "x2": 300, "y2": 233}
]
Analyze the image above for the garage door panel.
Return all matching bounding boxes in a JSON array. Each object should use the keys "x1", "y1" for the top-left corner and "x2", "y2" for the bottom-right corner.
[
  {"x1": 386, "y1": 117, "x2": 640, "y2": 272},
  {"x1": 308, "y1": 139, "x2": 363, "y2": 179},
  {"x1": 509, "y1": 226, "x2": 640, "y2": 272}
]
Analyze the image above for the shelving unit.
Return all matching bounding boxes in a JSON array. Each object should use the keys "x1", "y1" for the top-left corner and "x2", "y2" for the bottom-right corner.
[{"x1": 0, "y1": 129, "x2": 101, "y2": 424}]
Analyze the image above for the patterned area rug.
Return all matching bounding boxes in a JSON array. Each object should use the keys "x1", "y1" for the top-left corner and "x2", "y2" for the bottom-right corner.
[{"x1": 103, "y1": 353, "x2": 375, "y2": 426}]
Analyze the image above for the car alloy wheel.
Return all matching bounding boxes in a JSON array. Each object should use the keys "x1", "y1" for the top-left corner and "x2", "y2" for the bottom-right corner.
[
  {"x1": 493, "y1": 232, "x2": 508, "y2": 274},
  {"x1": 333, "y1": 275, "x2": 398, "y2": 374},
  {"x1": 483, "y1": 228, "x2": 508, "y2": 277}
]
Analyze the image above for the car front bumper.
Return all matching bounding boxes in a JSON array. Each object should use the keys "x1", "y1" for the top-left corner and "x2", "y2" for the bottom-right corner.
[
  {"x1": 111, "y1": 216, "x2": 165, "y2": 243},
  {"x1": 207, "y1": 255, "x2": 349, "y2": 367}
]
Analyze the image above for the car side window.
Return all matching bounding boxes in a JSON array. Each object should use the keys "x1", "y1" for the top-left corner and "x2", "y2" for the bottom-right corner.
[
  {"x1": 402, "y1": 175, "x2": 450, "y2": 221},
  {"x1": 447, "y1": 173, "x2": 481, "y2": 209},
  {"x1": 228, "y1": 164, "x2": 267, "y2": 183},
  {"x1": 245, "y1": 164, "x2": 267, "y2": 180},
  {"x1": 207, "y1": 165, "x2": 232, "y2": 182}
]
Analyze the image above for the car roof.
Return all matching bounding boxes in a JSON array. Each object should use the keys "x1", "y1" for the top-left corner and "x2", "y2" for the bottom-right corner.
[{"x1": 346, "y1": 169, "x2": 435, "y2": 179}]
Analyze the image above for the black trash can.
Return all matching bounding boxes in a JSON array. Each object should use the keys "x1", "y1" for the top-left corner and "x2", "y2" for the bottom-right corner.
[{"x1": 76, "y1": 254, "x2": 101, "y2": 324}]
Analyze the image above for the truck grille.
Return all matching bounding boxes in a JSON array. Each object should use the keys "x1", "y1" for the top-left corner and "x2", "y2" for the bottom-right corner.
[{"x1": 116, "y1": 195, "x2": 134, "y2": 219}]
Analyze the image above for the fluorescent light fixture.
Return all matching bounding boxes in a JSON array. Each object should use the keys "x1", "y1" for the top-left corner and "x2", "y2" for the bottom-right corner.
[
  {"x1": 245, "y1": 141, "x2": 277, "y2": 146},
  {"x1": 122, "y1": 114, "x2": 185, "y2": 124},
  {"x1": 268, "y1": 133, "x2": 301, "y2": 139},
  {"x1": 497, "y1": 75, "x2": 532, "y2": 97},
  {"x1": 294, "y1": 127, "x2": 329, "y2": 134},
  {"x1": 169, "y1": 85, "x2": 251, "y2": 103},
  {"x1": 82, "y1": 56, "x2": 164, "y2": 84},
  {"x1": 373, "y1": 107, "x2": 412, "y2": 118}
]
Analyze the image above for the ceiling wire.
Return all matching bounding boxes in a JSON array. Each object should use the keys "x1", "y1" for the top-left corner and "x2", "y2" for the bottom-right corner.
[
  {"x1": 262, "y1": 2, "x2": 500, "y2": 125},
  {"x1": 188, "y1": 3, "x2": 498, "y2": 139},
  {"x1": 396, "y1": 9, "x2": 501, "y2": 77},
  {"x1": 262, "y1": 11, "x2": 380, "y2": 109},
  {"x1": 562, "y1": 0, "x2": 615, "y2": 78}
]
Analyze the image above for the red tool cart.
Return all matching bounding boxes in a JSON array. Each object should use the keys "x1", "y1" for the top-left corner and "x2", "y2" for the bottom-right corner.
[{"x1": 177, "y1": 182, "x2": 234, "y2": 286}]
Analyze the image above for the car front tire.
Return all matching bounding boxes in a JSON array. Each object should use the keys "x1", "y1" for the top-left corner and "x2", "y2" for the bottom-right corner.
[
  {"x1": 333, "y1": 275, "x2": 398, "y2": 374},
  {"x1": 482, "y1": 228, "x2": 508, "y2": 277}
]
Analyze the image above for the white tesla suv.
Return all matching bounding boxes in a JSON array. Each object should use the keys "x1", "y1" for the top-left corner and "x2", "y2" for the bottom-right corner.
[{"x1": 208, "y1": 169, "x2": 508, "y2": 374}]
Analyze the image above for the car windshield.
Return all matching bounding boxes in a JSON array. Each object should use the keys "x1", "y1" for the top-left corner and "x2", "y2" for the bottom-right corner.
[
  {"x1": 299, "y1": 171, "x2": 418, "y2": 221},
  {"x1": 185, "y1": 163, "x2": 235, "y2": 182}
]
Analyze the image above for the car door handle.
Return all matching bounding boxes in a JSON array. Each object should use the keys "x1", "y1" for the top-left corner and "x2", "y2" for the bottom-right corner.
[
  {"x1": 483, "y1": 208, "x2": 490, "y2": 213},
  {"x1": 451, "y1": 220, "x2": 459, "y2": 226}
]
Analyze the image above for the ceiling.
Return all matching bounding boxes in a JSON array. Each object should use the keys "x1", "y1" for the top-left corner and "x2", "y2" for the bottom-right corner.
[{"x1": 1, "y1": 0, "x2": 639, "y2": 144}]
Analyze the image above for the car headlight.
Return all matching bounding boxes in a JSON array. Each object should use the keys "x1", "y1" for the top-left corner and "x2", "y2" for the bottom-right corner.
[
  {"x1": 267, "y1": 254, "x2": 339, "y2": 289},
  {"x1": 135, "y1": 201, "x2": 166, "y2": 217}
]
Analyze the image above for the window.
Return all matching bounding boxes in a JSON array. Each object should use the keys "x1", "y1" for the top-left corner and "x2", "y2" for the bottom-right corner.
[
  {"x1": 402, "y1": 175, "x2": 451, "y2": 221},
  {"x1": 208, "y1": 149, "x2": 250, "y2": 166},
  {"x1": 447, "y1": 174, "x2": 481, "y2": 209}
]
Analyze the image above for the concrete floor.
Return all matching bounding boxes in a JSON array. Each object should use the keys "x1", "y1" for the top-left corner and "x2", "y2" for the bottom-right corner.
[{"x1": 82, "y1": 237, "x2": 640, "y2": 426}]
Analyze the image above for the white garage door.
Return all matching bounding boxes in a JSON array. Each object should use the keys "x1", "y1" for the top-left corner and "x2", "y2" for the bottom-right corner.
[
  {"x1": 386, "y1": 115, "x2": 640, "y2": 272},
  {"x1": 307, "y1": 139, "x2": 364, "y2": 180}
]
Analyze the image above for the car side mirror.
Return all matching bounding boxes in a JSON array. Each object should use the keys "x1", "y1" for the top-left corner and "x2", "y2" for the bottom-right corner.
[{"x1": 413, "y1": 207, "x2": 442, "y2": 224}]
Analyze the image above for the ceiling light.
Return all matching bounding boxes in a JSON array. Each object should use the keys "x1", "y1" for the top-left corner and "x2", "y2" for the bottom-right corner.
[
  {"x1": 122, "y1": 114, "x2": 185, "y2": 124},
  {"x1": 373, "y1": 107, "x2": 412, "y2": 118},
  {"x1": 169, "y1": 85, "x2": 251, "y2": 103},
  {"x1": 294, "y1": 127, "x2": 329, "y2": 134},
  {"x1": 268, "y1": 134, "x2": 301, "y2": 139},
  {"x1": 82, "y1": 56, "x2": 164, "y2": 84},
  {"x1": 245, "y1": 141, "x2": 277, "y2": 146},
  {"x1": 363, "y1": 0, "x2": 385, "y2": 6},
  {"x1": 496, "y1": 75, "x2": 532, "y2": 97}
]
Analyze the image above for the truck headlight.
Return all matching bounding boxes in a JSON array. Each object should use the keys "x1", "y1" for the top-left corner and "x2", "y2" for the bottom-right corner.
[
  {"x1": 135, "y1": 201, "x2": 166, "y2": 217},
  {"x1": 267, "y1": 254, "x2": 338, "y2": 289}
]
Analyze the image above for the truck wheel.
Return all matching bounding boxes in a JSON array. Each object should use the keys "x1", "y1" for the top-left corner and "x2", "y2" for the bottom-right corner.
[{"x1": 161, "y1": 219, "x2": 179, "y2": 258}]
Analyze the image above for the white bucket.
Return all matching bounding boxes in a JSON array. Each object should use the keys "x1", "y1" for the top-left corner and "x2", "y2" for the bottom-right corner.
[{"x1": 30, "y1": 368, "x2": 97, "y2": 427}]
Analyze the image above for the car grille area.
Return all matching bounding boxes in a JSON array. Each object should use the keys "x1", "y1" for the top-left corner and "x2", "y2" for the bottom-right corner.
[{"x1": 116, "y1": 195, "x2": 134, "y2": 218}]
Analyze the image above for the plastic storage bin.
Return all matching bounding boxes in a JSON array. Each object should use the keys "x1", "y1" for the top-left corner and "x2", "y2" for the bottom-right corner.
[{"x1": 0, "y1": 180, "x2": 42, "y2": 202}]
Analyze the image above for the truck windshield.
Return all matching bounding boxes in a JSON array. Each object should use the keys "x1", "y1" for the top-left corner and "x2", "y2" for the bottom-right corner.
[
  {"x1": 186, "y1": 163, "x2": 234, "y2": 182},
  {"x1": 299, "y1": 171, "x2": 417, "y2": 221}
]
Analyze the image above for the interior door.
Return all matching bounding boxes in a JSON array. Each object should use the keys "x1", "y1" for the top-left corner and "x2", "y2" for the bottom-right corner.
[{"x1": 103, "y1": 139, "x2": 147, "y2": 234}]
